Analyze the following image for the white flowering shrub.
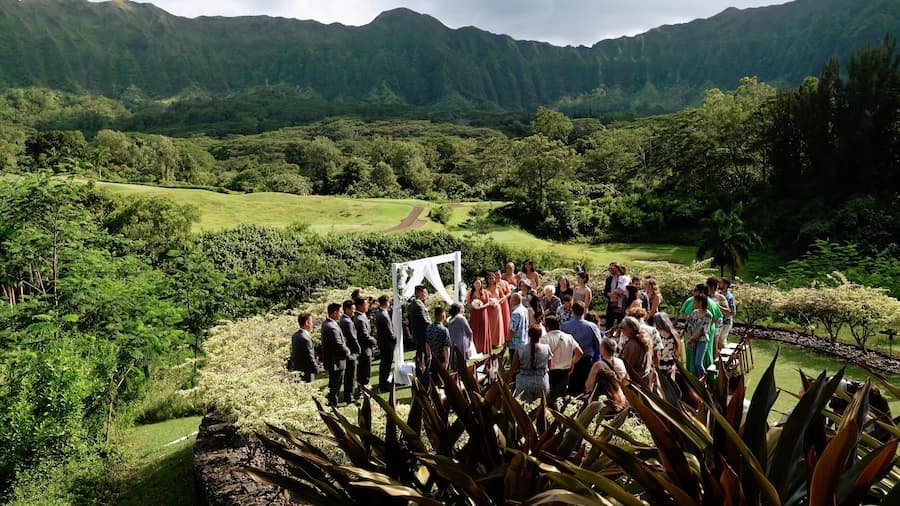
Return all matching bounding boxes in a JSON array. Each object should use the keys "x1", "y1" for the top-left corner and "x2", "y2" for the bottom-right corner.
[{"x1": 199, "y1": 288, "x2": 411, "y2": 442}]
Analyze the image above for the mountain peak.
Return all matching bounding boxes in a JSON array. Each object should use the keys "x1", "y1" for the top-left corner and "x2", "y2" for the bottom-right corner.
[{"x1": 370, "y1": 8, "x2": 444, "y2": 28}]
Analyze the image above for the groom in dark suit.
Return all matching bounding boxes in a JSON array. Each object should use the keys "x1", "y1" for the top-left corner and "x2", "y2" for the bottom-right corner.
[{"x1": 407, "y1": 285, "x2": 431, "y2": 367}]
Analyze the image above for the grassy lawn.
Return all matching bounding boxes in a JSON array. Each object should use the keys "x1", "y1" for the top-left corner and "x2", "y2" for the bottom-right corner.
[
  {"x1": 96, "y1": 181, "x2": 418, "y2": 233},
  {"x1": 743, "y1": 339, "x2": 899, "y2": 419},
  {"x1": 110, "y1": 416, "x2": 202, "y2": 506},
  {"x1": 94, "y1": 181, "x2": 700, "y2": 268}
]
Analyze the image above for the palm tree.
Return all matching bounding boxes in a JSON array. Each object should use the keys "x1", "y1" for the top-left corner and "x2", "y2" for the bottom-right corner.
[{"x1": 696, "y1": 203, "x2": 759, "y2": 277}]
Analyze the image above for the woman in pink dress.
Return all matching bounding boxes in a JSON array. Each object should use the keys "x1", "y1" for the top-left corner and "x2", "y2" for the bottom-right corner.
[
  {"x1": 467, "y1": 278, "x2": 489, "y2": 354},
  {"x1": 484, "y1": 272, "x2": 505, "y2": 349},
  {"x1": 495, "y1": 270, "x2": 512, "y2": 345}
]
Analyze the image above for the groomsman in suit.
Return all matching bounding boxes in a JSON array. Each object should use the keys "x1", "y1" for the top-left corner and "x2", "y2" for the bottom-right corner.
[
  {"x1": 353, "y1": 296, "x2": 377, "y2": 391},
  {"x1": 321, "y1": 303, "x2": 351, "y2": 406},
  {"x1": 339, "y1": 300, "x2": 361, "y2": 403},
  {"x1": 375, "y1": 295, "x2": 396, "y2": 391},
  {"x1": 407, "y1": 285, "x2": 431, "y2": 367},
  {"x1": 290, "y1": 312, "x2": 320, "y2": 382}
]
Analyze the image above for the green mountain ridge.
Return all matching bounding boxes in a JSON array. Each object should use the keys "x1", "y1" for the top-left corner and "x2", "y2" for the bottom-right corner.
[{"x1": 0, "y1": 0, "x2": 897, "y2": 112}]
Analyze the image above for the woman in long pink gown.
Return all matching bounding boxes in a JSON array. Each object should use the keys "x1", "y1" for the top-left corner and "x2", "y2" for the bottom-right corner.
[
  {"x1": 467, "y1": 278, "x2": 489, "y2": 354},
  {"x1": 494, "y1": 270, "x2": 511, "y2": 347},
  {"x1": 484, "y1": 273, "x2": 505, "y2": 349}
]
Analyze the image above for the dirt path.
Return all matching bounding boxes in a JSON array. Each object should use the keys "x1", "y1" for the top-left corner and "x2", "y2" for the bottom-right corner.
[{"x1": 385, "y1": 205, "x2": 428, "y2": 233}]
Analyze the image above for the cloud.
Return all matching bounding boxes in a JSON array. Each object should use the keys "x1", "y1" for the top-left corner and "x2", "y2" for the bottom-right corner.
[{"x1": 118, "y1": 0, "x2": 788, "y2": 46}]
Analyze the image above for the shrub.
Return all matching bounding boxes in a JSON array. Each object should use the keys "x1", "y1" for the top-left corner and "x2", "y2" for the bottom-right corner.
[
  {"x1": 624, "y1": 259, "x2": 714, "y2": 311},
  {"x1": 733, "y1": 283, "x2": 783, "y2": 327},
  {"x1": 428, "y1": 204, "x2": 452, "y2": 225}
]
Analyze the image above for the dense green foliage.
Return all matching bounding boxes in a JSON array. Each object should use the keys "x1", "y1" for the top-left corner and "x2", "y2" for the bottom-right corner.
[
  {"x1": 0, "y1": 0, "x2": 896, "y2": 115},
  {"x1": 0, "y1": 175, "x2": 581, "y2": 501}
]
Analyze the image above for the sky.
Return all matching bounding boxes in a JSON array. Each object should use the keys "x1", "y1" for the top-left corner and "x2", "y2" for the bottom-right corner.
[{"x1": 111, "y1": 0, "x2": 790, "y2": 46}]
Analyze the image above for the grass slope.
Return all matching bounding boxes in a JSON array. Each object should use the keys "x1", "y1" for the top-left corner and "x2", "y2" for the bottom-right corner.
[
  {"x1": 95, "y1": 181, "x2": 698, "y2": 268},
  {"x1": 110, "y1": 416, "x2": 202, "y2": 506}
]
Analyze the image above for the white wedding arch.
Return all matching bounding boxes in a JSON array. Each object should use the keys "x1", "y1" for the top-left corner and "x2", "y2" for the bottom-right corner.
[{"x1": 390, "y1": 251, "x2": 464, "y2": 385}]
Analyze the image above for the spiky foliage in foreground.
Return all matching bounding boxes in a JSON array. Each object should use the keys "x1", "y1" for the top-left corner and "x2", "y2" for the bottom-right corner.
[{"x1": 245, "y1": 352, "x2": 900, "y2": 505}]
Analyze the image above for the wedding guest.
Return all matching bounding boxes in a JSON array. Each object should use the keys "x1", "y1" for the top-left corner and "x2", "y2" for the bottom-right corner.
[
  {"x1": 408, "y1": 285, "x2": 431, "y2": 366},
  {"x1": 290, "y1": 312, "x2": 320, "y2": 383},
  {"x1": 585, "y1": 338, "x2": 627, "y2": 410},
  {"x1": 685, "y1": 294, "x2": 712, "y2": 378},
  {"x1": 467, "y1": 277, "x2": 489, "y2": 354},
  {"x1": 540, "y1": 315, "x2": 582, "y2": 403},
  {"x1": 447, "y1": 303, "x2": 473, "y2": 367},
  {"x1": 495, "y1": 269, "x2": 512, "y2": 343},
  {"x1": 556, "y1": 275, "x2": 574, "y2": 300},
  {"x1": 507, "y1": 292, "x2": 529, "y2": 354},
  {"x1": 374, "y1": 295, "x2": 395, "y2": 391},
  {"x1": 510, "y1": 325, "x2": 552, "y2": 403},
  {"x1": 321, "y1": 303, "x2": 351, "y2": 406},
  {"x1": 522, "y1": 259, "x2": 541, "y2": 291},
  {"x1": 644, "y1": 277, "x2": 663, "y2": 317},
  {"x1": 557, "y1": 294, "x2": 574, "y2": 324},
  {"x1": 562, "y1": 302, "x2": 603, "y2": 395},
  {"x1": 502, "y1": 262, "x2": 519, "y2": 287},
  {"x1": 603, "y1": 263, "x2": 629, "y2": 329},
  {"x1": 485, "y1": 273, "x2": 505, "y2": 348},
  {"x1": 339, "y1": 300, "x2": 361, "y2": 402},
  {"x1": 716, "y1": 277, "x2": 736, "y2": 354},
  {"x1": 425, "y1": 306, "x2": 451, "y2": 370},
  {"x1": 541, "y1": 285, "x2": 562, "y2": 316},
  {"x1": 353, "y1": 297, "x2": 377, "y2": 391},
  {"x1": 573, "y1": 271, "x2": 593, "y2": 310},
  {"x1": 618, "y1": 316, "x2": 653, "y2": 386},
  {"x1": 651, "y1": 312, "x2": 682, "y2": 379}
]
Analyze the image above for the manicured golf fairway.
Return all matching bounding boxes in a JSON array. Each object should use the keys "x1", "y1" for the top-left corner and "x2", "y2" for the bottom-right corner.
[{"x1": 95, "y1": 181, "x2": 698, "y2": 267}]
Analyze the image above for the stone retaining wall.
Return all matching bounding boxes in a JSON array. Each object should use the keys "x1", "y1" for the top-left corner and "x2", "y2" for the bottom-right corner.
[
  {"x1": 732, "y1": 324, "x2": 900, "y2": 375},
  {"x1": 193, "y1": 413, "x2": 290, "y2": 506}
]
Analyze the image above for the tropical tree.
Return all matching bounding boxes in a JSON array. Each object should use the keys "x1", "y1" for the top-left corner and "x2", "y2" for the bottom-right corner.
[
  {"x1": 696, "y1": 203, "x2": 759, "y2": 277},
  {"x1": 530, "y1": 106, "x2": 573, "y2": 143}
]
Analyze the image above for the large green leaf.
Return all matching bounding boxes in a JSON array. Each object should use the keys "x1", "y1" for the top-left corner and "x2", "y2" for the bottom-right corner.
[
  {"x1": 243, "y1": 466, "x2": 346, "y2": 506},
  {"x1": 810, "y1": 420, "x2": 859, "y2": 505},
  {"x1": 524, "y1": 489, "x2": 616, "y2": 506},
  {"x1": 836, "y1": 439, "x2": 899, "y2": 505},
  {"x1": 768, "y1": 369, "x2": 845, "y2": 499},
  {"x1": 622, "y1": 385, "x2": 700, "y2": 496},
  {"x1": 348, "y1": 480, "x2": 442, "y2": 505},
  {"x1": 417, "y1": 454, "x2": 493, "y2": 506},
  {"x1": 546, "y1": 457, "x2": 646, "y2": 506},
  {"x1": 361, "y1": 385, "x2": 428, "y2": 453}
]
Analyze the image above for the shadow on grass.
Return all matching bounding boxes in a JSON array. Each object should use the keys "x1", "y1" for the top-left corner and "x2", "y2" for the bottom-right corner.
[{"x1": 116, "y1": 443, "x2": 196, "y2": 506}]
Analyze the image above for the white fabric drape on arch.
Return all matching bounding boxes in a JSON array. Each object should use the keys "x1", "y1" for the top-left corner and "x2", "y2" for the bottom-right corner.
[{"x1": 391, "y1": 252, "x2": 463, "y2": 385}]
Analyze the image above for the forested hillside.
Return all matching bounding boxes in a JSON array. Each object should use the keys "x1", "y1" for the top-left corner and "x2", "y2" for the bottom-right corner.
[{"x1": 0, "y1": 0, "x2": 896, "y2": 113}]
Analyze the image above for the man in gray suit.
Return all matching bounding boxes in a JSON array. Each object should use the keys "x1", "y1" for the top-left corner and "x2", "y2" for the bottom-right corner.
[
  {"x1": 353, "y1": 297, "x2": 377, "y2": 391},
  {"x1": 320, "y1": 303, "x2": 350, "y2": 406},
  {"x1": 374, "y1": 294, "x2": 395, "y2": 391},
  {"x1": 407, "y1": 285, "x2": 431, "y2": 368},
  {"x1": 290, "y1": 312, "x2": 320, "y2": 382},
  {"x1": 339, "y1": 300, "x2": 361, "y2": 403}
]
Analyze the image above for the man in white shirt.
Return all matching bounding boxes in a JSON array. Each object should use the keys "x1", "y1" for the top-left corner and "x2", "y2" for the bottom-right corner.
[{"x1": 540, "y1": 315, "x2": 583, "y2": 403}]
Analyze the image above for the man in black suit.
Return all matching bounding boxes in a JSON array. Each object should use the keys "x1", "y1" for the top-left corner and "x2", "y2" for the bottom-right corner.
[
  {"x1": 339, "y1": 300, "x2": 361, "y2": 403},
  {"x1": 374, "y1": 294, "x2": 395, "y2": 391},
  {"x1": 320, "y1": 303, "x2": 350, "y2": 406},
  {"x1": 290, "y1": 312, "x2": 320, "y2": 382},
  {"x1": 353, "y1": 297, "x2": 377, "y2": 391},
  {"x1": 407, "y1": 285, "x2": 431, "y2": 367}
]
